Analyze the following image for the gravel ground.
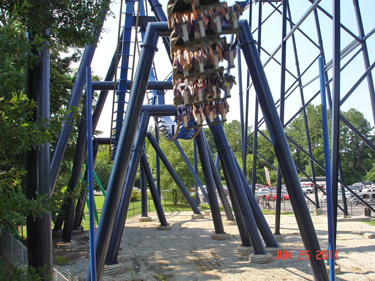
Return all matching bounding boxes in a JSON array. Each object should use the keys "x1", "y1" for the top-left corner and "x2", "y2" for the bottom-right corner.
[{"x1": 56, "y1": 211, "x2": 375, "y2": 281}]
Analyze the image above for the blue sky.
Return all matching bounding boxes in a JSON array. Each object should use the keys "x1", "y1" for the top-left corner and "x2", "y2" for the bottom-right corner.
[{"x1": 88, "y1": 0, "x2": 375, "y2": 137}]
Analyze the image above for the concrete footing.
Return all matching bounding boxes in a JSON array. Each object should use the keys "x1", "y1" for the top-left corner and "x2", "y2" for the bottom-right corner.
[
  {"x1": 103, "y1": 263, "x2": 125, "y2": 276},
  {"x1": 156, "y1": 225, "x2": 172, "y2": 231},
  {"x1": 314, "y1": 208, "x2": 323, "y2": 215},
  {"x1": 211, "y1": 233, "x2": 231, "y2": 241},
  {"x1": 204, "y1": 210, "x2": 211, "y2": 217},
  {"x1": 55, "y1": 240, "x2": 77, "y2": 249},
  {"x1": 274, "y1": 234, "x2": 283, "y2": 242},
  {"x1": 265, "y1": 246, "x2": 281, "y2": 256},
  {"x1": 225, "y1": 220, "x2": 237, "y2": 226},
  {"x1": 191, "y1": 213, "x2": 205, "y2": 219},
  {"x1": 249, "y1": 252, "x2": 273, "y2": 264},
  {"x1": 361, "y1": 231, "x2": 375, "y2": 239},
  {"x1": 327, "y1": 264, "x2": 341, "y2": 275},
  {"x1": 236, "y1": 246, "x2": 253, "y2": 257},
  {"x1": 139, "y1": 216, "x2": 151, "y2": 222}
]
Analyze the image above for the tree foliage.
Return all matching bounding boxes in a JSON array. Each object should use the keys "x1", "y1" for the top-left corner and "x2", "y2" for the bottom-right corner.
[{"x1": 0, "y1": 0, "x2": 111, "y2": 241}]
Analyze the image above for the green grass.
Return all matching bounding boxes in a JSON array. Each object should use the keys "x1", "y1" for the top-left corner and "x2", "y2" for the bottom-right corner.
[
  {"x1": 365, "y1": 219, "x2": 375, "y2": 227},
  {"x1": 81, "y1": 195, "x2": 214, "y2": 230},
  {"x1": 81, "y1": 195, "x2": 295, "y2": 230}
]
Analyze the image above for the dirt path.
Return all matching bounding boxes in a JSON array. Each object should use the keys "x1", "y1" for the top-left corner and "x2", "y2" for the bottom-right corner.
[{"x1": 56, "y1": 211, "x2": 375, "y2": 280}]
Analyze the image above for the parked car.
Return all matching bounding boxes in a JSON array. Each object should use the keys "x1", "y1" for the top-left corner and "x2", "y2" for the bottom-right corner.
[
  {"x1": 321, "y1": 190, "x2": 353, "y2": 202},
  {"x1": 353, "y1": 181, "x2": 374, "y2": 188},
  {"x1": 350, "y1": 192, "x2": 375, "y2": 206},
  {"x1": 266, "y1": 190, "x2": 289, "y2": 200},
  {"x1": 301, "y1": 184, "x2": 314, "y2": 194},
  {"x1": 255, "y1": 189, "x2": 269, "y2": 198},
  {"x1": 349, "y1": 185, "x2": 363, "y2": 193}
]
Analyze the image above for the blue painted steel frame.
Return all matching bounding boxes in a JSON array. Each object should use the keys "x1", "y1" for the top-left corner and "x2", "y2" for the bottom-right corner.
[
  {"x1": 85, "y1": 67, "x2": 97, "y2": 281},
  {"x1": 50, "y1": 4, "x2": 109, "y2": 192},
  {"x1": 195, "y1": 130, "x2": 225, "y2": 234},
  {"x1": 25, "y1": 32, "x2": 52, "y2": 279},
  {"x1": 105, "y1": 112, "x2": 151, "y2": 265},
  {"x1": 319, "y1": 57, "x2": 335, "y2": 281},
  {"x1": 174, "y1": 140, "x2": 209, "y2": 203},
  {"x1": 239, "y1": 19, "x2": 328, "y2": 280},
  {"x1": 147, "y1": 132, "x2": 201, "y2": 214},
  {"x1": 86, "y1": 23, "x2": 168, "y2": 281}
]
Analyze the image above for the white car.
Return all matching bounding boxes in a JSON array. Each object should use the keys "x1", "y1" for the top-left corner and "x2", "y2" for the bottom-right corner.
[{"x1": 301, "y1": 184, "x2": 313, "y2": 194}]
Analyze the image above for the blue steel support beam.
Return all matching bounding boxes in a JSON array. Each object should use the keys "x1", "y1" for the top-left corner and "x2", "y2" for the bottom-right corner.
[
  {"x1": 50, "y1": 4, "x2": 109, "y2": 192},
  {"x1": 174, "y1": 140, "x2": 209, "y2": 204},
  {"x1": 319, "y1": 56, "x2": 335, "y2": 281},
  {"x1": 147, "y1": 0, "x2": 171, "y2": 60},
  {"x1": 85, "y1": 67, "x2": 97, "y2": 281},
  {"x1": 275, "y1": 0, "x2": 288, "y2": 236},
  {"x1": 147, "y1": 132, "x2": 201, "y2": 214},
  {"x1": 25, "y1": 33, "x2": 52, "y2": 280},
  {"x1": 193, "y1": 138, "x2": 199, "y2": 205},
  {"x1": 155, "y1": 125, "x2": 161, "y2": 198},
  {"x1": 60, "y1": 35, "x2": 127, "y2": 237},
  {"x1": 205, "y1": 141, "x2": 234, "y2": 221},
  {"x1": 86, "y1": 23, "x2": 164, "y2": 281},
  {"x1": 140, "y1": 161, "x2": 148, "y2": 218},
  {"x1": 91, "y1": 81, "x2": 173, "y2": 90},
  {"x1": 73, "y1": 141, "x2": 100, "y2": 230},
  {"x1": 233, "y1": 155, "x2": 278, "y2": 248},
  {"x1": 218, "y1": 149, "x2": 252, "y2": 247},
  {"x1": 140, "y1": 148, "x2": 168, "y2": 226},
  {"x1": 105, "y1": 111, "x2": 150, "y2": 265},
  {"x1": 331, "y1": 0, "x2": 341, "y2": 262},
  {"x1": 237, "y1": 49, "x2": 246, "y2": 175},
  {"x1": 209, "y1": 121, "x2": 264, "y2": 253},
  {"x1": 238, "y1": 20, "x2": 328, "y2": 280},
  {"x1": 195, "y1": 130, "x2": 225, "y2": 234},
  {"x1": 251, "y1": 0, "x2": 262, "y2": 194},
  {"x1": 54, "y1": 22, "x2": 123, "y2": 236}
]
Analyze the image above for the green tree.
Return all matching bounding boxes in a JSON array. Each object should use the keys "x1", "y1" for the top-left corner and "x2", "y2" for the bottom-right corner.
[
  {"x1": 0, "y1": 0, "x2": 111, "y2": 277},
  {"x1": 339, "y1": 109, "x2": 375, "y2": 184},
  {"x1": 94, "y1": 145, "x2": 112, "y2": 191},
  {"x1": 146, "y1": 133, "x2": 201, "y2": 205}
]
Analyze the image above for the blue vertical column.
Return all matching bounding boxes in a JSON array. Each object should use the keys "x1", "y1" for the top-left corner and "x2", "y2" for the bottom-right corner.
[
  {"x1": 330, "y1": 1, "x2": 341, "y2": 279},
  {"x1": 155, "y1": 124, "x2": 161, "y2": 197},
  {"x1": 25, "y1": 31, "x2": 52, "y2": 280},
  {"x1": 275, "y1": 0, "x2": 288, "y2": 236},
  {"x1": 140, "y1": 158, "x2": 148, "y2": 218},
  {"x1": 86, "y1": 67, "x2": 97, "y2": 281},
  {"x1": 239, "y1": 20, "x2": 328, "y2": 280},
  {"x1": 319, "y1": 57, "x2": 335, "y2": 281}
]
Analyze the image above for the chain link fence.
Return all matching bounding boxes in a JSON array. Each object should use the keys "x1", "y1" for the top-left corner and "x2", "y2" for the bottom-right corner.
[{"x1": 1, "y1": 229, "x2": 78, "y2": 281}]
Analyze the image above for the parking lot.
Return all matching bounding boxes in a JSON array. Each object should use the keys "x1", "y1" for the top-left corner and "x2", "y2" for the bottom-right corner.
[{"x1": 202, "y1": 189, "x2": 374, "y2": 218}]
